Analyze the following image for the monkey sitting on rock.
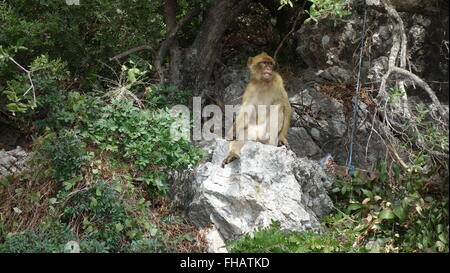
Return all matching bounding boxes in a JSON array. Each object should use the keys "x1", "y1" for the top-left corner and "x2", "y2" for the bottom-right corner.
[{"x1": 222, "y1": 52, "x2": 292, "y2": 167}]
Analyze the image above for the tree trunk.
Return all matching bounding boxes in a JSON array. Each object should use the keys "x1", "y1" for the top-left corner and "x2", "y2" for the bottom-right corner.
[
  {"x1": 180, "y1": 0, "x2": 252, "y2": 96},
  {"x1": 164, "y1": 0, "x2": 183, "y2": 86}
]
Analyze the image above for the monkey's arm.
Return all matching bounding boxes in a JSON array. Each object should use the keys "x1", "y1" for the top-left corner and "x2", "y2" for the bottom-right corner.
[{"x1": 278, "y1": 100, "x2": 292, "y2": 148}]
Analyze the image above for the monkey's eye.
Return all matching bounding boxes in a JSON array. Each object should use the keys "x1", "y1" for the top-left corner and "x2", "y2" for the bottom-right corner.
[{"x1": 260, "y1": 61, "x2": 273, "y2": 68}]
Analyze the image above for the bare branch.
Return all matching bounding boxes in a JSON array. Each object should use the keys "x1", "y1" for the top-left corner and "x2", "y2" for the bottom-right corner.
[
  {"x1": 109, "y1": 45, "x2": 155, "y2": 62},
  {"x1": 391, "y1": 67, "x2": 448, "y2": 119},
  {"x1": 273, "y1": 3, "x2": 306, "y2": 61},
  {"x1": 8, "y1": 57, "x2": 36, "y2": 107}
]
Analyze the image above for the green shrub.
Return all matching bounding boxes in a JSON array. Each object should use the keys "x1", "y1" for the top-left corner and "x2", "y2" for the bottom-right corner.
[
  {"x1": 34, "y1": 129, "x2": 91, "y2": 184},
  {"x1": 0, "y1": 0, "x2": 165, "y2": 85},
  {"x1": 226, "y1": 221, "x2": 358, "y2": 253},
  {"x1": 88, "y1": 100, "x2": 204, "y2": 194},
  {"x1": 229, "y1": 157, "x2": 448, "y2": 253},
  {"x1": 61, "y1": 180, "x2": 130, "y2": 252},
  {"x1": 0, "y1": 221, "x2": 76, "y2": 253},
  {"x1": 304, "y1": 0, "x2": 352, "y2": 24},
  {"x1": 146, "y1": 85, "x2": 192, "y2": 108},
  {"x1": 331, "y1": 160, "x2": 449, "y2": 253},
  {"x1": 401, "y1": 198, "x2": 449, "y2": 252},
  {"x1": 125, "y1": 238, "x2": 170, "y2": 253},
  {"x1": 0, "y1": 50, "x2": 70, "y2": 129},
  {"x1": 60, "y1": 179, "x2": 171, "y2": 253},
  {"x1": 37, "y1": 91, "x2": 101, "y2": 132}
]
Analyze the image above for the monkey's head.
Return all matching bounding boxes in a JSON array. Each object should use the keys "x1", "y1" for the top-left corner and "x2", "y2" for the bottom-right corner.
[{"x1": 247, "y1": 52, "x2": 276, "y2": 82}]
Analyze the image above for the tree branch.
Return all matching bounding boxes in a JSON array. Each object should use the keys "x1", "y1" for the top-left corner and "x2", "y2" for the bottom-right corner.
[
  {"x1": 109, "y1": 45, "x2": 155, "y2": 62},
  {"x1": 155, "y1": 8, "x2": 201, "y2": 84},
  {"x1": 9, "y1": 57, "x2": 36, "y2": 108},
  {"x1": 273, "y1": 3, "x2": 305, "y2": 61},
  {"x1": 391, "y1": 67, "x2": 448, "y2": 119}
]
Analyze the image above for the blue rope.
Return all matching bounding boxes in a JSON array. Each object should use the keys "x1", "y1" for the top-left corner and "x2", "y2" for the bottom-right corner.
[{"x1": 347, "y1": 3, "x2": 367, "y2": 177}]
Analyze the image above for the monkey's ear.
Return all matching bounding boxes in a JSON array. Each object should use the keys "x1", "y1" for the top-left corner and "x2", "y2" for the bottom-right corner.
[{"x1": 247, "y1": 57, "x2": 254, "y2": 68}]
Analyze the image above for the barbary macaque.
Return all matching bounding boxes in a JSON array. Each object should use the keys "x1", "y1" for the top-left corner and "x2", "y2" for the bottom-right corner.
[{"x1": 222, "y1": 52, "x2": 292, "y2": 167}]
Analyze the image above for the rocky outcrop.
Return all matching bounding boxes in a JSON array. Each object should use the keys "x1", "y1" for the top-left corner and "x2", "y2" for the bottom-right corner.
[
  {"x1": 295, "y1": 1, "x2": 449, "y2": 101},
  {"x1": 366, "y1": 0, "x2": 449, "y2": 17},
  {"x1": 287, "y1": 127, "x2": 323, "y2": 159},
  {"x1": 288, "y1": 82, "x2": 386, "y2": 170},
  {"x1": 0, "y1": 147, "x2": 31, "y2": 178},
  {"x1": 169, "y1": 139, "x2": 334, "y2": 251}
]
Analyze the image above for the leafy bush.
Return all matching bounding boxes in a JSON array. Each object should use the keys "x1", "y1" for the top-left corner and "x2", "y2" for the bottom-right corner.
[
  {"x1": 146, "y1": 85, "x2": 192, "y2": 108},
  {"x1": 8, "y1": 74, "x2": 204, "y2": 252},
  {"x1": 0, "y1": 49, "x2": 70, "y2": 129},
  {"x1": 226, "y1": 221, "x2": 358, "y2": 253},
  {"x1": 125, "y1": 238, "x2": 170, "y2": 253},
  {"x1": 87, "y1": 99, "x2": 204, "y2": 194},
  {"x1": 37, "y1": 91, "x2": 102, "y2": 132},
  {"x1": 0, "y1": 0, "x2": 165, "y2": 84},
  {"x1": 331, "y1": 160, "x2": 449, "y2": 253},
  {"x1": 61, "y1": 180, "x2": 135, "y2": 252},
  {"x1": 305, "y1": 0, "x2": 352, "y2": 24},
  {"x1": 34, "y1": 129, "x2": 91, "y2": 184},
  {"x1": 0, "y1": 221, "x2": 76, "y2": 253}
]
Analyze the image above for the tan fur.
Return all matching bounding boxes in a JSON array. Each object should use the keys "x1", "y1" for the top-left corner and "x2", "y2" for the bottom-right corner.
[{"x1": 222, "y1": 52, "x2": 292, "y2": 167}]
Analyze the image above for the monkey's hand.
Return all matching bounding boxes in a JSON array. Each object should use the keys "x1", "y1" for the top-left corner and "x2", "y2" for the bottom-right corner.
[
  {"x1": 221, "y1": 153, "x2": 239, "y2": 168},
  {"x1": 278, "y1": 138, "x2": 290, "y2": 150}
]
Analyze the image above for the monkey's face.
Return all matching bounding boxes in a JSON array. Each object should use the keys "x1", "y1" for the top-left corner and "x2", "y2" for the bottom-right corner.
[
  {"x1": 258, "y1": 61, "x2": 274, "y2": 81},
  {"x1": 248, "y1": 52, "x2": 276, "y2": 82}
]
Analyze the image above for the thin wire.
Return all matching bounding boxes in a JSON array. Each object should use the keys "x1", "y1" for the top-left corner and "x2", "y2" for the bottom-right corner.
[{"x1": 346, "y1": 3, "x2": 368, "y2": 173}]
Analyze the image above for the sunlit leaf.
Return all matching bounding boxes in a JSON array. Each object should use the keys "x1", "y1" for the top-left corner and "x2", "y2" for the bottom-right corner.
[{"x1": 378, "y1": 209, "x2": 395, "y2": 220}]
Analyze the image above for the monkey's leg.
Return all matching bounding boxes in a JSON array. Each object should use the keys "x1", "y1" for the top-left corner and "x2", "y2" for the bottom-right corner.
[
  {"x1": 221, "y1": 140, "x2": 244, "y2": 168},
  {"x1": 277, "y1": 105, "x2": 291, "y2": 149}
]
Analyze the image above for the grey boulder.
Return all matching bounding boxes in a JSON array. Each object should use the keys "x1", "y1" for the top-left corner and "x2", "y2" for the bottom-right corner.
[{"x1": 170, "y1": 139, "x2": 334, "y2": 248}]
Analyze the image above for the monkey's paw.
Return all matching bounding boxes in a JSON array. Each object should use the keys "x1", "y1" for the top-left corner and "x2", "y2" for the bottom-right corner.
[
  {"x1": 278, "y1": 139, "x2": 290, "y2": 150},
  {"x1": 221, "y1": 153, "x2": 239, "y2": 168}
]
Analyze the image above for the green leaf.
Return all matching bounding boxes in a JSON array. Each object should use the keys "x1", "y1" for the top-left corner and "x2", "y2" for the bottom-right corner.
[
  {"x1": 378, "y1": 209, "x2": 395, "y2": 220},
  {"x1": 115, "y1": 223, "x2": 124, "y2": 232},
  {"x1": 128, "y1": 68, "x2": 139, "y2": 83},
  {"x1": 438, "y1": 234, "x2": 447, "y2": 243},
  {"x1": 15, "y1": 188, "x2": 23, "y2": 195},
  {"x1": 138, "y1": 221, "x2": 147, "y2": 230},
  {"x1": 29, "y1": 191, "x2": 41, "y2": 202},
  {"x1": 393, "y1": 205, "x2": 407, "y2": 222},
  {"x1": 354, "y1": 224, "x2": 367, "y2": 232},
  {"x1": 114, "y1": 183, "x2": 123, "y2": 193},
  {"x1": 346, "y1": 203, "x2": 362, "y2": 213},
  {"x1": 435, "y1": 241, "x2": 446, "y2": 250},
  {"x1": 63, "y1": 176, "x2": 82, "y2": 191},
  {"x1": 126, "y1": 229, "x2": 137, "y2": 239},
  {"x1": 352, "y1": 177, "x2": 362, "y2": 183},
  {"x1": 361, "y1": 189, "x2": 373, "y2": 199},
  {"x1": 90, "y1": 197, "x2": 98, "y2": 207},
  {"x1": 86, "y1": 226, "x2": 94, "y2": 233}
]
